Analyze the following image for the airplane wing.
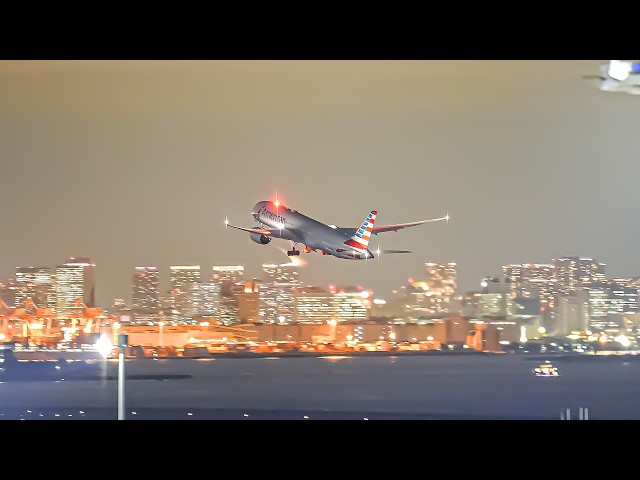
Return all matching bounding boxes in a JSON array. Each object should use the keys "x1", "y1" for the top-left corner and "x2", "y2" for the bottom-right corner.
[
  {"x1": 336, "y1": 214, "x2": 448, "y2": 236},
  {"x1": 224, "y1": 221, "x2": 304, "y2": 242},
  {"x1": 225, "y1": 222, "x2": 273, "y2": 235},
  {"x1": 372, "y1": 214, "x2": 449, "y2": 234}
]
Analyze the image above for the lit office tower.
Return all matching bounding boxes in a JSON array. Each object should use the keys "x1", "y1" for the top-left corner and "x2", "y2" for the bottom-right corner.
[
  {"x1": 212, "y1": 266, "x2": 244, "y2": 325},
  {"x1": 479, "y1": 277, "x2": 512, "y2": 319},
  {"x1": 609, "y1": 277, "x2": 640, "y2": 294},
  {"x1": 0, "y1": 281, "x2": 17, "y2": 308},
  {"x1": 555, "y1": 291, "x2": 590, "y2": 336},
  {"x1": 425, "y1": 262, "x2": 457, "y2": 300},
  {"x1": 211, "y1": 265, "x2": 244, "y2": 285},
  {"x1": 169, "y1": 265, "x2": 201, "y2": 320},
  {"x1": 608, "y1": 283, "x2": 640, "y2": 315},
  {"x1": 296, "y1": 286, "x2": 336, "y2": 324},
  {"x1": 235, "y1": 279, "x2": 261, "y2": 323},
  {"x1": 199, "y1": 282, "x2": 220, "y2": 317},
  {"x1": 553, "y1": 257, "x2": 606, "y2": 296},
  {"x1": 261, "y1": 263, "x2": 300, "y2": 323},
  {"x1": 55, "y1": 257, "x2": 96, "y2": 316},
  {"x1": 405, "y1": 262, "x2": 457, "y2": 315},
  {"x1": 502, "y1": 263, "x2": 556, "y2": 306},
  {"x1": 332, "y1": 286, "x2": 370, "y2": 321},
  {"x1": 132, "y1": 267, "x2": 160, "y2": 319},
  {"x1": 585, "y1": 283, "x2": 639, "y2": 332},
  {"x1": 14, "y1": 266, "x2": 55, "y2": 309}
]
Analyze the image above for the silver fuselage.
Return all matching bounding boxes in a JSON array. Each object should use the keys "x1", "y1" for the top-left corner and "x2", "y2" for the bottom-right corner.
[{"x1": 252, "y1": 201, "x2": 374, "y2": 260}]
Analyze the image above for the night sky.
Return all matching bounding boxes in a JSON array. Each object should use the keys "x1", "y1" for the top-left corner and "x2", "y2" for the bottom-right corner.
[{"x1": 1, "y1": 60, "x2": 638, "y2": 306}]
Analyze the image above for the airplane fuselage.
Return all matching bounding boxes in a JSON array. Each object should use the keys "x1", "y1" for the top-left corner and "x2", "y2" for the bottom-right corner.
[{"x1": 252, "y1": 201, "x2": 374, "y2": 260}]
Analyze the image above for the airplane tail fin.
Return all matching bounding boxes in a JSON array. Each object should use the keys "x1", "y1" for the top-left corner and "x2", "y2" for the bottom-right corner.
[{"x1": 345, "y1": 210, "x2": 377, "y2": 250}]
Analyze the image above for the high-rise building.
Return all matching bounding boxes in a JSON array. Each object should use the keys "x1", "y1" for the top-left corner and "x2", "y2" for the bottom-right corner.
[
  {"x1": 169, "y1": 265, "x2": 201, "y2": 320},
  {"x1": 585, "y1": 283, "x2": 639, "y2": 332},
  {"x1": 405, "y1": 262, "x2": 457, "y2": 316},
  {"x1": 296, "y1": 286, "x2": 335, "y2": 324},
  {"x1": 261, "y1": 263, "x2": 300, "y2": 323},
  {"x1": 425, "y1": 262, "x2": 457, "y2": 299},
  {"x1": 479, "y1": 277, "x2": 512, "y2": 319},
  {"x1": 211, "y1": 265, "x2": 244, "y2": 284},
  {"x1": 132, "y1": 266, "x2": 160, "y2": 320},
  {"x1": 55, "y1": 257, "x2": 96, "y2": 316},
  {"x1": 236, "y1": 279, "x2": 261, "y2": 323},
  {"x1": 212, "y1": 266, "x2": 245, "y2": 325},
  {"x1": 158, "y1": 294, "x2": 179, "y2": 323},
  {"x1": 14, "y1": 266, "x2": 55, "y2": 309},
  {"x1": 555, "y1": 291, "x2": 590, "y2": 336},
  {"x1": 609, "y1": 277, "x2": 640, "y2": 295},
  {"x1": 502, "y1": 263, "x2": 556, "y2": 307},
  {"x1": 199, "y1": 282, "x2": 221, "y2": 317},
  {"x1": 553, "y1": 257, "x2": 606, "y2": 296},
  {"x1": 608, "y1": 283, "x2": 640, "y2": 315},
  {"x1": 0, "y1": 281, "x2": 17, "y2": 309},
  {"x1": 332, "y1": 286, "x2": 370, "y2": 321}
]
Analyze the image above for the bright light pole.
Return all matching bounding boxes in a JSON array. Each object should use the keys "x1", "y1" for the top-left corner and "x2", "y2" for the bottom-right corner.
[
  {"x1": 117, "y1": 334, "x2": 128, "y2": 420},
  {"x1": 327, "y1": 319, "x2": 337, "y2": 342},
  {"x1": 158, "y1": 321, "x2": 165, "y2": 347},
  {"x1": 112, "y1": 322, "x2": 120, "y2": 345},
  {"x1": 96, "y1": 334, "x2": 113, "y2": 385}
]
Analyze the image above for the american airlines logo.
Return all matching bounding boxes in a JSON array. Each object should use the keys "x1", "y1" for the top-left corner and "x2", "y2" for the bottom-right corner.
[{"x1": 260, "y1": 206, "x2": 286, "y2": 225}]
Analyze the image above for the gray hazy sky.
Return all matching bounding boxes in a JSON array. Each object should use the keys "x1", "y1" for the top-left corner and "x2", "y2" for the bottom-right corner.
[{"x1": 1, "y1": 60, "x2": 638, "y2": 306}]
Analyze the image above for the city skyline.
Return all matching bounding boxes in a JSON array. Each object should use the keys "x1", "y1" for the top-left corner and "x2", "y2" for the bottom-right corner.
[
  {"x1": 2, "y1": 60, "x2": 639, "y2": 306},
  {"x1": 4, "y1": 253, "x2": 640, "y2": 311}
]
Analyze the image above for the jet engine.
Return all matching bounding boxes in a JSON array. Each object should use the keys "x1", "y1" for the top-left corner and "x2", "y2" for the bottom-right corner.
[{"x1": 250, "y1": 232, "x2": 271, "y2": 245}]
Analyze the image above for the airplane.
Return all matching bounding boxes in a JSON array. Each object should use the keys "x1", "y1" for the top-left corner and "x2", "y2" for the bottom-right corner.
[
  {"x1": 583, "y1": 60, "x2": 640, "y2": 95},
  {"x1": 225, "y1": 200, "x2": 448, "y2": 260}
]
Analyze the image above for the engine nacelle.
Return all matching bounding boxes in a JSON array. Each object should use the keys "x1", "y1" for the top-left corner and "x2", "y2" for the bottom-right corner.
[{"x1": 250, "y1": 232, "x2": 271, "y2": 245}]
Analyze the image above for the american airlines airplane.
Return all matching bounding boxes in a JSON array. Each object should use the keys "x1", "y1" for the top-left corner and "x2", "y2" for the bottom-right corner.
[
  {"x1": 225, "y1": 200, "x2": 448, "y2": 260},
  {"x1": 584, "y1": 60, "x2": 640, "y2": 95}
]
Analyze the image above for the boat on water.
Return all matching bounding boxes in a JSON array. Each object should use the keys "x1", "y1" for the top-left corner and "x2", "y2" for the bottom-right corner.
[{"x1": 533, "y1": 361, "x2": 559, "y2": 376}]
